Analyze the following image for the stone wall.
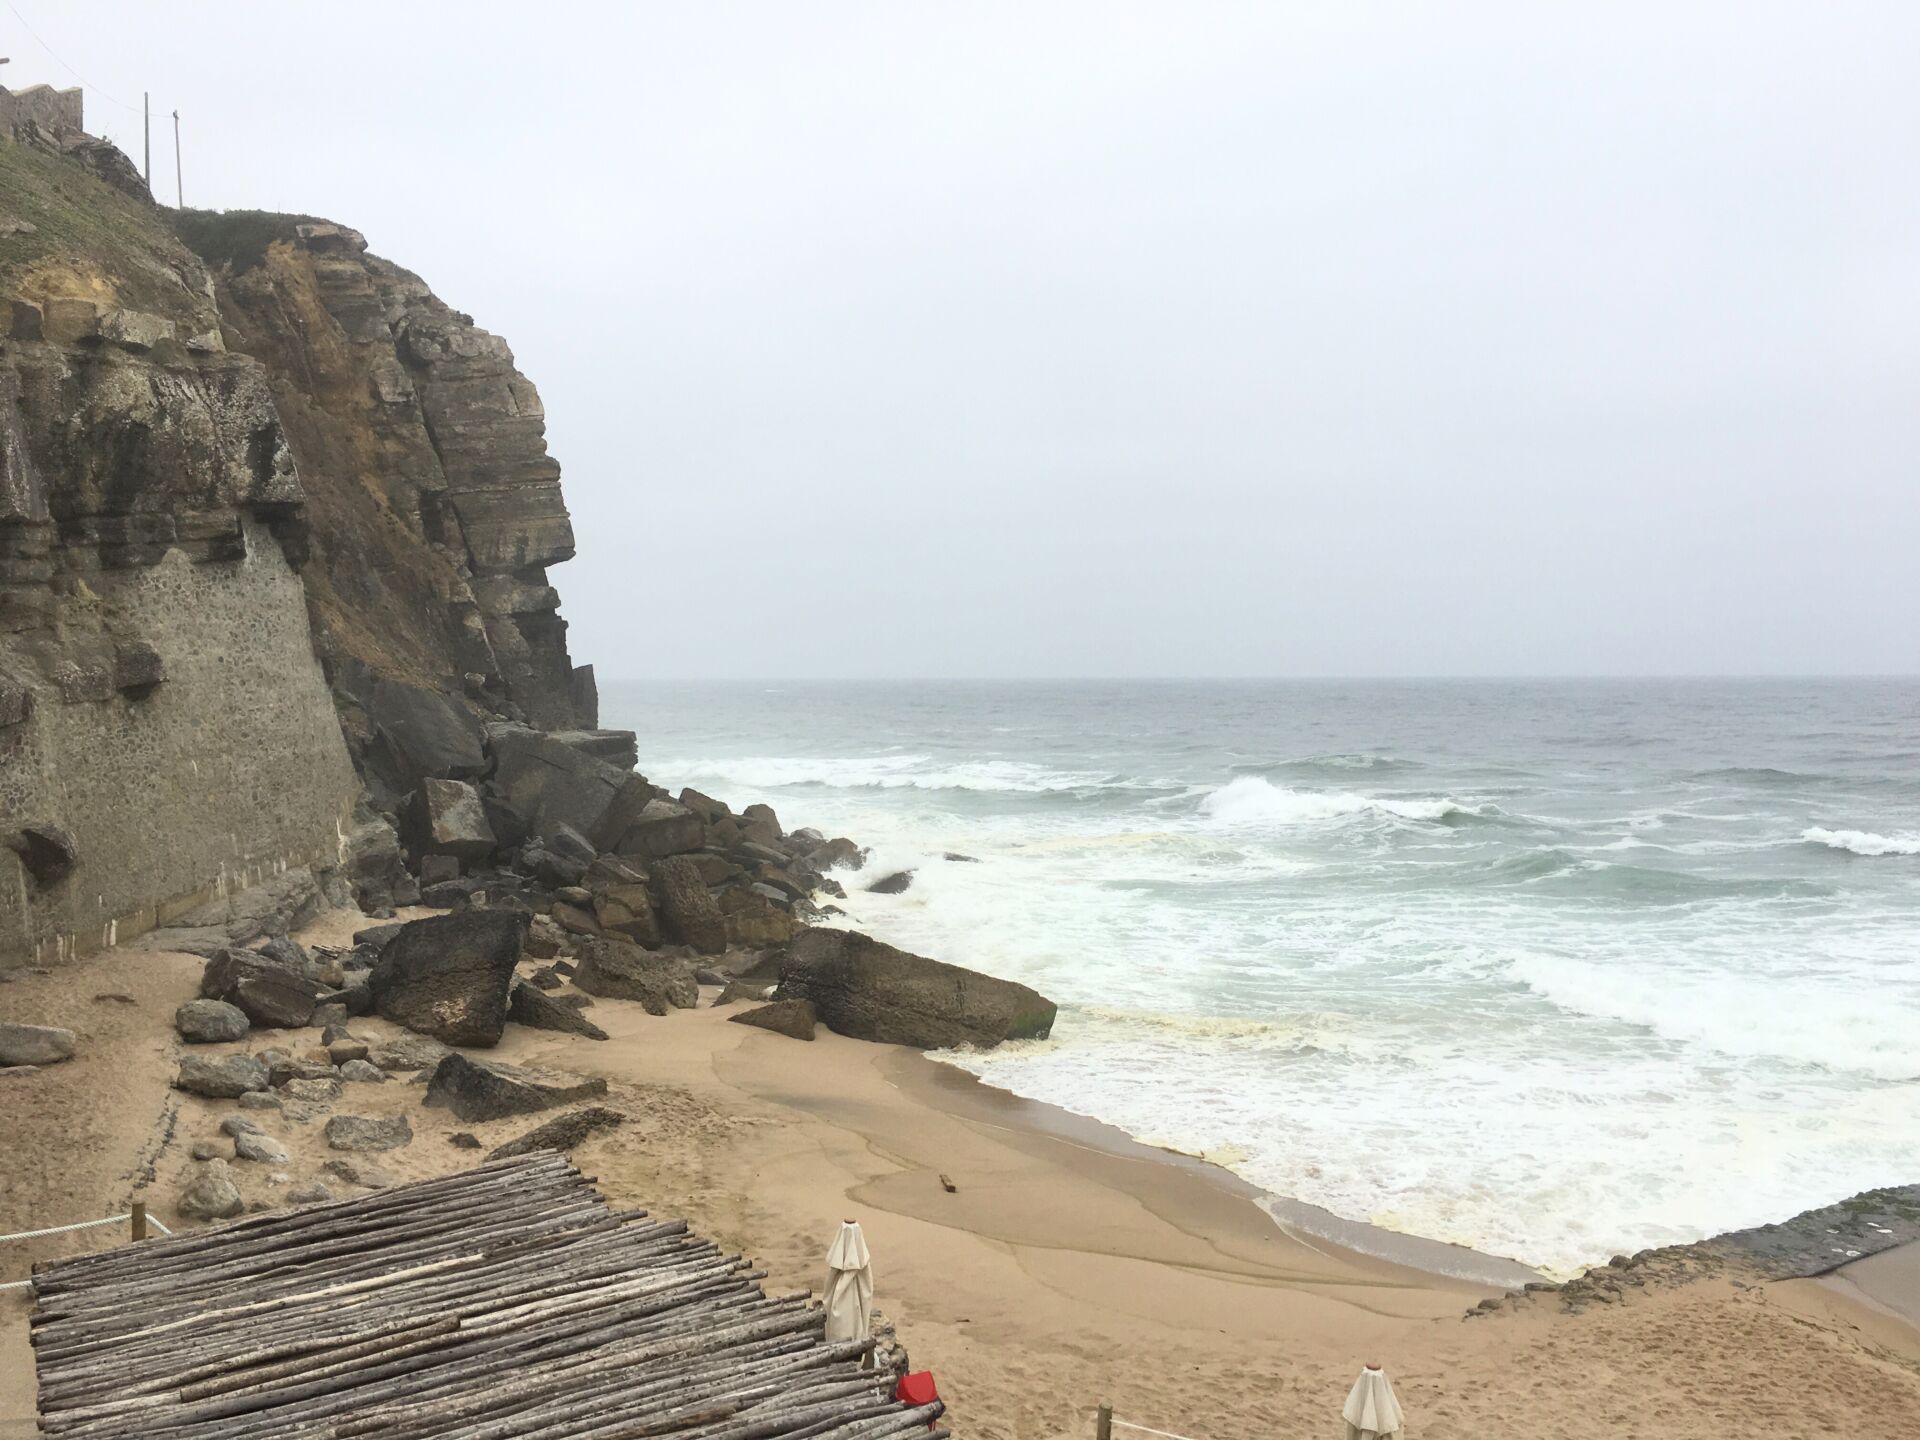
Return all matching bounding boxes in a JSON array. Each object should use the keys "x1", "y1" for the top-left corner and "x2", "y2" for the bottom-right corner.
[{"x1": 0, "y1": 84, "x2": 84, "y2": 139}]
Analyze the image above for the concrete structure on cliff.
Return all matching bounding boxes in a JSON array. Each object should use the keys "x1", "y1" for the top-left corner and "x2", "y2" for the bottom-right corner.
[{"x1": 0, "y1": 100, "x2": 593, "y2": 966}]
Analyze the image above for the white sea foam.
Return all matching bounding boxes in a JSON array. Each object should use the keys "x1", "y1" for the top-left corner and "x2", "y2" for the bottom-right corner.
[
  {"x1": 1802, "y1": 827, "x2": 1920, "y2": 857},
  {"x1": 1198, "y1": 775, "x2": 1483, "y2": 826}
]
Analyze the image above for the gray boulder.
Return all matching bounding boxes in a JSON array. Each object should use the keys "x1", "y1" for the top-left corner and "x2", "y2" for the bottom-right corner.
[
  {"x1": 509, "y1": 979, "x2": 610, "y2": 1040},
  {"x1": 0, "y1": 1021, "x2": 76, "y2": 1066},
  {"x1": 615, "y1": 799, "x2": 705, "y2": 861},
  {"x1": 199, "y1": 949, "x2": 330, "y2": 1029},
  {"x1": 174, "y1": 1053, "x2": 271, "y2": 1098},
  {"x1": 650, "y1": 855, "x2": 726, "y2": 954},
  {"x1": 866, "y1": 870, "x2": 914, "y2": 895},
  {"x1": 423, "y1": 1052, "x2": 608, "y2": 1122},
  {"x1": 324, "y1": 1114, "x2": 413, "y2": 1152},
  {"x1": 178, "y1": 1160, "x2": 244, "y2": 1220},
  {"x1": 368, "y1": 909, "x2": 530, "y2": 1046},
  {"x1": 339, "y1": 1059, "x2": 389, "y2": 1083},
  {"x1": 410, "y1": 777, "x2": 497, "y2": 862},
  {"x1": 573, "y1": 938, "x2": 698, "y2": 1015},
  {"x1": 287, "y1": 1182, "x2": 334, "y2": 1204},
  {"x1": 776, "y1": 929, "x2": 1057, "y2": 1050},
  {"x1": 368, "y1": 1034, "x2": 450, "y2": 1072},
  {"x1": 487, "y1": 1105, "x2": 625, "y2": 1160},
  {"x1": 728, "y1": 999, "x2": 817, "y2": 1041},
  {"x1": 233, "y1": 1131, "x2": 290, "y2": 1164}
]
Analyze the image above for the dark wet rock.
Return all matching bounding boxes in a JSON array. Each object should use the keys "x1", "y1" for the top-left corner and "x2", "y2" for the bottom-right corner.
[
  {"x1": 174, "y1": 1052, "x2": 271, "y2": 1098},
  {"x1": 368, "y1": 909, "x2": 530, "y2": 1046},
  {"x1": 509, "y1": 978, "x2": 609, "y2": 1040},
  {"x1": 324, "y1": 1113, "x2": 413, "y2": 1152},
  {"x1": 865, "y1": 870, "x2": 914, "y2": 895},
  {"x1": 728, "y1": 999, "x2": 817, "y2": 1041},
  {"x1": 487, "y1": 1104, "x2": 625, "y2": 1160},
  {"x1": 777, "y1": 928, "x2": 1057, "y2": 1050},
  {"x1": 650, "y1": 855, "x2": 725, "y2": 954},
  {"x1": 804, "y1": 837, "x2": 866, "y2": 872},
  {"x1": 423, "y1": 1052, "x2": 607, "y2": 1121},
  {"x1": 573, "y1": 938, "x2": 698, "y2": 1015},
  {"x1": 943, "y1": 852, "x2": 981, "y2": 863},
  {"x1": 0, "y1": 1021, "x2": 76, "y2": 1066}
]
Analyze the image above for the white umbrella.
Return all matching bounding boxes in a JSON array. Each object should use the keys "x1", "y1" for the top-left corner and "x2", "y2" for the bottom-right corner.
[
  {"x1": 822, "y1": 1219, "x2": 873, "y2": 1345},
  {"x1": 1342, "y1": 1365, "x2": 1404, "y2": 1440}
]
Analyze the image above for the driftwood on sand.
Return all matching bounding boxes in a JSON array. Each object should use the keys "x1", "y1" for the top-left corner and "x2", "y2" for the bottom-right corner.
[{"x1": 28, "y1": 1151, "x2": 946, "y2": 1440}]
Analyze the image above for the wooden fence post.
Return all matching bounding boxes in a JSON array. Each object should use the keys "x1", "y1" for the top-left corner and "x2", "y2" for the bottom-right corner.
[
  {"x1": 1097, "y1": 1404, "x2": 1112, "y2": 1440},
  {"x1": 130, "y1": 1202, "x2": 147, "y2": 1241}
]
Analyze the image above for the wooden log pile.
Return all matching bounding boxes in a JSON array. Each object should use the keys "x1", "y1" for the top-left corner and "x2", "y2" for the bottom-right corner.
[{"x1": 29, "y1": 1152, "x2": 947, "y2": 1440}]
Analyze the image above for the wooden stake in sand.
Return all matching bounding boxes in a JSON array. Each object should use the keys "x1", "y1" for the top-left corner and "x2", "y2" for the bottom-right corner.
[{"x1": 28, "y1": 1151, "x2": 941, "y2": 1440}]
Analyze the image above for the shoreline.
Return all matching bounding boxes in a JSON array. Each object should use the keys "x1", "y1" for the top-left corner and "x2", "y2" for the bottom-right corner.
[
  {"x1": 888, "y1": 1049, "x2": 1544, "y2": 1291},
  {"x1": 7, "y1": 926, "x2": 1920, "y2": 1437}
]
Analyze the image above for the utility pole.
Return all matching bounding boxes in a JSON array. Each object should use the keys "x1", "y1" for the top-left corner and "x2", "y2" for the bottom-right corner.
[
  {"x1": 171, "y1": 109, "x2": 181, "y2": 208},
  {"x1": 143, "y1": 93, "x2": 150, "y2": 190}
]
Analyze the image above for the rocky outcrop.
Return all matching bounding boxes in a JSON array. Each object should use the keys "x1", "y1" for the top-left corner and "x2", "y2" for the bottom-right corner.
[{"x1": 777, "y1": 929, "x2": 1057, "y2": 1050}]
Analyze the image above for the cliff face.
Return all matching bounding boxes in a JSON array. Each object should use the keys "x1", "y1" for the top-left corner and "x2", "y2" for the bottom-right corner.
[{"x1": 0, "y1": 113, "x2": 593, "y2": 965}]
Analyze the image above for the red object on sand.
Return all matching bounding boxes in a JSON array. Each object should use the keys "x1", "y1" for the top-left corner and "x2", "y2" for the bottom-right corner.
[{"x1": 895, "y1": 1371, "x2": 939, "y2": 1408}]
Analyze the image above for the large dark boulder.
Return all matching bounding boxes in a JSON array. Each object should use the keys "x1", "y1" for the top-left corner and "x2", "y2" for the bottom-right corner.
[
  {"x1": 573, "y1": 938, "x2": 698, "y2": 1014},
  {"x1": 423, "y1": 1052, "x2": 607, "y2": 1121},
  {"x1": 199, "y1": 949, "x2": 331, "y2": 1029},
  {"x1": 484, "y1": 724, "x2": 642, "y2": 850},
  {"x1": 650, "y1": 855, "x2": 725, "y2": 954},
  {"x1": 549, "y1": 729, "x2": 639, "y2": 771},
  {"x1": 728, "y1": 999, "x2": 817, "y2": 1041},
  {"x1": 367, "y1": 910, "x2": 531, "y2": 1046},
  {"x1": 776, "y1": 929, "x2": 1057, "y2": 1050},
  {"x1": 509, "y1": 979, "x2": 609, "y2": 1040}
]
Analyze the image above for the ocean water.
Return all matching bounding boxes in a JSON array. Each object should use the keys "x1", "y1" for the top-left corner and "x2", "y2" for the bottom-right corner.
[{"x1": 600, "y1": 678, "x2": 1920, "y2": 1276}]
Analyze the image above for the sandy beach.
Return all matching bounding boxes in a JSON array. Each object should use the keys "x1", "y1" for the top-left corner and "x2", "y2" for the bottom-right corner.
[{"x1": 5, "y1": 918, "x2": 1920, "y2": 1439}]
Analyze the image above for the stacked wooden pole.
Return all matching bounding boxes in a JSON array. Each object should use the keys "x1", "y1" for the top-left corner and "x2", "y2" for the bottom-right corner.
[{"x1": 29, "y1": 1152, "x2": 946, "y2": 1440}]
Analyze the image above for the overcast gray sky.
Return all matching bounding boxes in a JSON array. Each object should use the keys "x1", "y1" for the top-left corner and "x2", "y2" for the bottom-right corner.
[{"x1": 16, "y1": 3, "x2": 1918, "y2": 677}]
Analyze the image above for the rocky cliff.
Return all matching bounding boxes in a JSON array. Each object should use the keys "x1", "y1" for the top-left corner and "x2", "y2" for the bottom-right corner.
[{"x1": 0, "y1": 104, "x2": 591, "y2": 965}]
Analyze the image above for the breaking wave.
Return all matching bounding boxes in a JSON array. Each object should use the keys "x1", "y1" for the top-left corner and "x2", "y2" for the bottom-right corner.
[
  {"x1": 658, "y1": 753, "x2": 1134, "y2": 796},
  {"x1": 1197, "y1": 775, "x2": 1491, "y2": 827},
  {"x1": 1802, "y1": 827, "x2": 1920, "y2": 857}
]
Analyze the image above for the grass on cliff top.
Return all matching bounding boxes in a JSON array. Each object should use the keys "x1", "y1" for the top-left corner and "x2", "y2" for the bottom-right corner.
[
  {"x1": 0, "y1": 138, "x2": 195, "y2": 313},
  {"x1": 172, "y1": 208, "x2": 329, "y2": 276}
]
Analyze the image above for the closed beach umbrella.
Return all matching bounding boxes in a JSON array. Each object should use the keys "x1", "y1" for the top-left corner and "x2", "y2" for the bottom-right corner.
[
  {"x1": 1342, "y1": 1365, "x2": 1404, "y2": 1440},
  {"x1": 823, "y1": 1219, "x2": 873, "y2": 1344}
]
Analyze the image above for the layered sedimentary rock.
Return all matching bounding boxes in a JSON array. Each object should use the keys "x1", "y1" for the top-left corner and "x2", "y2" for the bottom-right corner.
[{"x1": 0, "y1": 128, "x2": 359, "y2": 964}]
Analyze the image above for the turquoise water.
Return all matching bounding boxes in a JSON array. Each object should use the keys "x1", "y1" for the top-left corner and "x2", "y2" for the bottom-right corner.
[{"x1": 602, "y1": 678, "x2": 1920, "y2": 1274}]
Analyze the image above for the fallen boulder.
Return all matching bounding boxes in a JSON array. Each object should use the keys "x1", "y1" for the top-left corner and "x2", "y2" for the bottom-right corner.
[
  {"x1": 368, "y1": 910, "x2": 530, "y2": 1046},
  {"x1": 174, "y1": 1053, "x2": 271, "y2": 1098},
  {"x1": 423, "y1": 1052, "x2": 608, "y2": 1121},
  {"x1": 487, "y1": 1105, "x2": 625, "y2": 1160},
  {"x1": 508, "y1": 979, "x2": 610, "y2": 1040},
  {"x1": 776, "y1": 929, "x2": 1057, "y2": 1049},
  {"x1": 650, "y1": 855, "x2": 725, "y2": 954},
  {"x1": 233, "y1": 1131, "x2": 289, "y2": 1164},
  {"x1": 865, "y1": 870, "x2": 914, "y2": 895},
  {"x1": 409, "y1": 777, "x2": 497, "y2": 863},
  {"x1": 728, "y1": 999, "x2": 817, "y2": 1041},
  {"x1": 177, "y1": 1160, "x2": 244, "y2": 1220},
  {"x1": 615, "y1": 799, "x2": 705, "y2": 861},
  {"x1": 573, "y1": 938, "x2": 698, "y2": 1015},
  {"x1": 199, "y1": 949, "x2": 331, "y2": 1029},
  {"x1": 324, "y1": 1114, "x2": 413, "y2": 1152},
  {"x1": 174, "y1": 1000, "x2": 250, "y2": 1044},
  {"x1": 0, "y1": 1021, "x2": 76, "y2": 1066}
]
